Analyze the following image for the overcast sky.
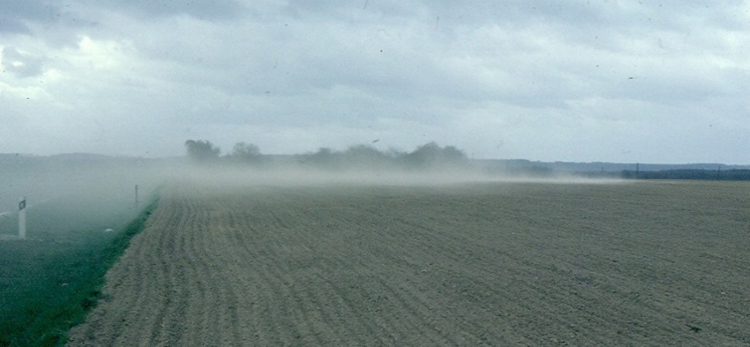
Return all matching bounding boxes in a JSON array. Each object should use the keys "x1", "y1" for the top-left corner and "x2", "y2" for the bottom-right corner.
[{"x1": 1, "y1": 1, "x2": 748, "y2": 163}]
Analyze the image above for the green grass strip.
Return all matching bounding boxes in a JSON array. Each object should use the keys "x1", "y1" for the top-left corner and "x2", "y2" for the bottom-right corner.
[{"x1": 0, "y1": 198, "x2": 159, "y2": 347}]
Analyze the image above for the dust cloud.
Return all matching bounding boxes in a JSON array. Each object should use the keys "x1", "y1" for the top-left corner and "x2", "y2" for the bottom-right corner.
[
  {"x1": 0, "y1": 153, "x2": 624, "y2": 212},
  {"x1": 169, "y1": 162, "x2": 624, "y2": 190},
  {"x1": 0, "y1": 152, "x2": 624, "y2": 237}
]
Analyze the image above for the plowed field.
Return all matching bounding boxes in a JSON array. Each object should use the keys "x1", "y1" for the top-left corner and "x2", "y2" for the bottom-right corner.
[{"x1": 67, "y1": 181, "x2": 750, "y2": 346}]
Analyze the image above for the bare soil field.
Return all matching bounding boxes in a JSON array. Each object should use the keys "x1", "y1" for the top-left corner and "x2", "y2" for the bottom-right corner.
[{"x1": 67, "y1": 180, "x2": 750, "y2": 346}]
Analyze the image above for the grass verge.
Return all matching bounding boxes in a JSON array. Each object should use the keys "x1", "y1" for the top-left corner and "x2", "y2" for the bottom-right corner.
[{"x1": 0, "y1": 198, "x2": 159, "y2": 347}]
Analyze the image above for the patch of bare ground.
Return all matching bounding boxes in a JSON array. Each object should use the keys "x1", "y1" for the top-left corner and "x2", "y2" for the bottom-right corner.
[{"x1": 67, "y1": 181, "x2": 750, "y2": 346}]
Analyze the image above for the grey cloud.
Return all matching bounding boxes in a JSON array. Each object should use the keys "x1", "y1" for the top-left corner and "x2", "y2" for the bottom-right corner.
[
  {"x1": 129, "y1": 1, "x2": 747, "y2": 109},
  {"x1": 83, "y1": 0, "x2": 247, "y2": 21},
  {"x1": 0, "y1": 16, "x2": 31, "y2": 34},
  {"x1": 428, "y1": 0, "x2": 747, "y2": 47},
  {"x1": 0, "y1": 1, "x2": 64, "y2": 33},
  {"x1": 0, "y1": 0, "x2": 247, "y2": 43},
  {"x1": 1, "y1": 0, "x2": 747, "y2": 162},
  {"x1": 284, "y1": 0, "x2": 422, "y2": 18},
  {"x1": 0, "y1": 1, "x2": 102, "y2": 50},
  {"x1": 1, "y1": 46, "x2": 45, "y2": 78}
]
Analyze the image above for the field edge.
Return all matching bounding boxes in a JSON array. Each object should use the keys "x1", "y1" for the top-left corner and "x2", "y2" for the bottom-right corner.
[{"x1": 58, "y1": 197, "x2": 161, "y2": 346}]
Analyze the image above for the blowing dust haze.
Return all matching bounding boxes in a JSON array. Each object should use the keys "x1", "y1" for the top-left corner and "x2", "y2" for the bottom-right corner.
[{"x1": 0, "y1": 141, "x2": 620, "y2": 234}]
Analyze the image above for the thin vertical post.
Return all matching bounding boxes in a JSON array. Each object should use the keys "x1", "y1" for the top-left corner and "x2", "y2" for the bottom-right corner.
[
  {"x1": 135, "y1": 185, "x2": 139, "y2": 210},
  {"x1": 18, "y1": 197, "x2": 26, "y2": 240}
]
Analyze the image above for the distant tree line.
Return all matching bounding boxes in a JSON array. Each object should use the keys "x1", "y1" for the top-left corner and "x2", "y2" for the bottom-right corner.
[
  {"x1": 184, "y1": 140, "x2": 263, "y2": 165},
  {"x1": 297, "y1": 142, "x2": 468, "y2": 171},
  {"x1": 573, "y1": 168, "x2": 750, "y2": 180},
  {"x1": 494, "y1": 166, "x2": 750, "y2": 181},
  {"x1": 184, "y1": 140, "x2": 469, "y2": 171},
  {"x1": 621, "y1": 169, "x2": 750, "y2": 180}
]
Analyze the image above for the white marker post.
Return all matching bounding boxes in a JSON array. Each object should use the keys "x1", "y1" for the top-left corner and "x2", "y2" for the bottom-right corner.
[{"x1": 18, "y1": 197, "x2": 26, "y2": 240}]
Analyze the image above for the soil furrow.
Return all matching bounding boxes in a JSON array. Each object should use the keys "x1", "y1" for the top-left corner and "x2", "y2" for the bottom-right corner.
[{"x1": 67, "y1": 181, "x2": 750, "y2": 346}]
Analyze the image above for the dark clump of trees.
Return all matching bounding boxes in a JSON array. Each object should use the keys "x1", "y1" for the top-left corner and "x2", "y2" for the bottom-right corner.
[
  {"x1": 184, "y1": 140, "x2": 220, "y2": 163},
  {"x1": 184, "y1": 139, "x2": 470, "y2": 171},
  {"x1": 401, "y1": 142, "x2": 467, "y2": 169},
  {"x1": 229, "y1": 142, "x2": 263, "y2": 165},
  {"x1": 184, "y1": 140, "x2": 264, "y2": 166},
  {"x1": 297, "y1": 142, "x2": 469, "y2": 171}
]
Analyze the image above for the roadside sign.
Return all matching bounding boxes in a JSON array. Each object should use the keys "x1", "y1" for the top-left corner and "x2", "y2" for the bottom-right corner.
[{"x1": 19, "y1": 197, "x2": 26, "y2": 239}]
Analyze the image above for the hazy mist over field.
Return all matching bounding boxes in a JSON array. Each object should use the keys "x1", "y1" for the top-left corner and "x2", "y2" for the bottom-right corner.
[
  {"x1": 169, "y1": 161, "x2": 623, "y2": 190},
  {"x1": 0, "y1": 158, "x2": 161, "y2": 226},
  {"x1": 0, "y1": 149, "x2": 622, "y2": 233},
  {"x1": 0, "y1": 156, "x2": 534, "y2": 216}
]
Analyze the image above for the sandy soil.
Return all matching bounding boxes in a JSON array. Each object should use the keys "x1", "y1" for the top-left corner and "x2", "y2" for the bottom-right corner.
[{"x1": 67, "y1": 181, "x2": 750, "y2": 346}]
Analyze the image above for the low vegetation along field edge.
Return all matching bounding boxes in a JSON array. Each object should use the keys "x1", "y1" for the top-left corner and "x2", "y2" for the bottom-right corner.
[{"x1": 0, "y1": 198, "x2": 159, "y2": 347}]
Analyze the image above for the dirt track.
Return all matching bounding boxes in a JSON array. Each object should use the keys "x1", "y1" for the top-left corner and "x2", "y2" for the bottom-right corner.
[{"x1": 67, "y1": 181, "x2": 750, "y2": 346}]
